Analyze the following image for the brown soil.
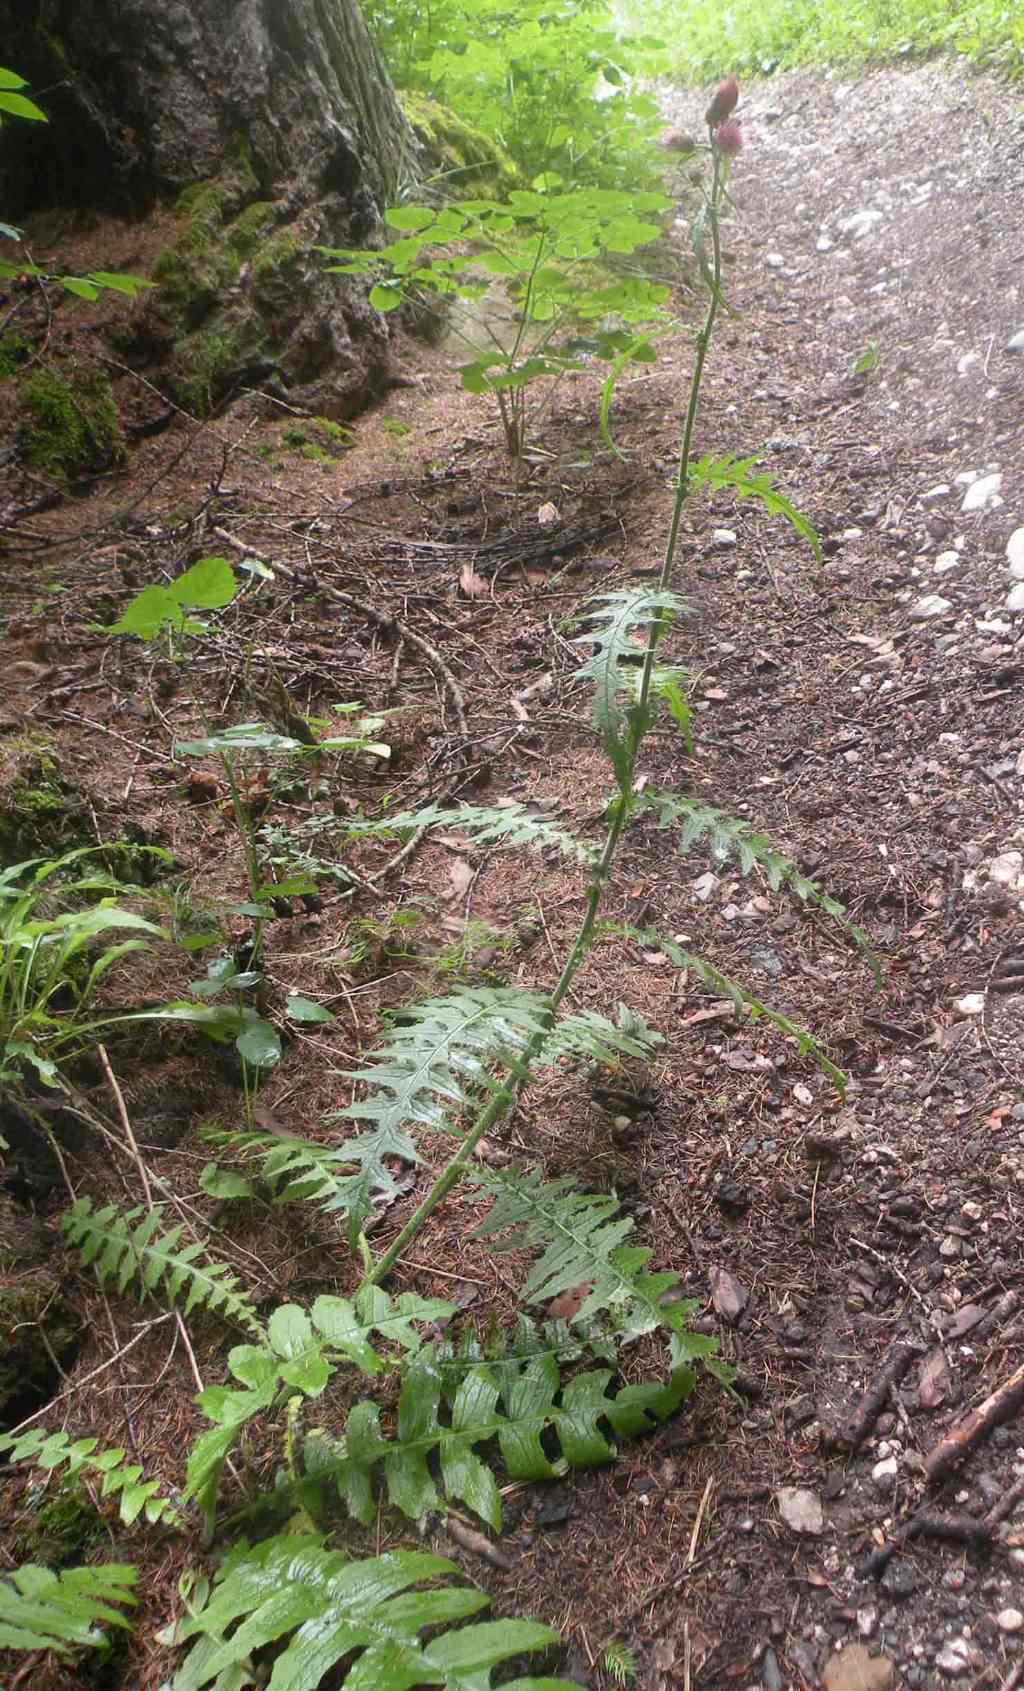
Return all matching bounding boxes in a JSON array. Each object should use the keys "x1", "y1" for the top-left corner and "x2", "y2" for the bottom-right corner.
[{"x1": 2, "y1": 59, "x2": 1024, "y2": 1691}]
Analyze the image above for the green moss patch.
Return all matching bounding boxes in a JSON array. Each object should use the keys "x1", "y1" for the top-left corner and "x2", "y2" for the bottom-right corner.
[
  {"x1": 281, "y1": 416, "x2": 355, "y2": 463},
  {"x1": 402, "y1": 92, "x2": 519, "y2": 198},
  {"x1": 18, "y1": 362, "x2": 124, "y2": 484}
]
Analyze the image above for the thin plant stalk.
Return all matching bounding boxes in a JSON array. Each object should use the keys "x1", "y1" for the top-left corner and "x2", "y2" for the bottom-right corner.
[{"x1": 366, "y1": 138, "x2": 730, "y2": 1288}]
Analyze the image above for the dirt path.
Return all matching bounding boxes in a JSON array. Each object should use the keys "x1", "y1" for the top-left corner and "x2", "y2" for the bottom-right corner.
[{"x1": 2, "y1": 59, "x2": 1024, "y2": 1691}]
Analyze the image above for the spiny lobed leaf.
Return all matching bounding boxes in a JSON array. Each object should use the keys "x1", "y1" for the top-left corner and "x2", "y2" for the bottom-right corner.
[
  {"x1": 688, "y1": 451, "x2": 822, "y2": 560},
  {"x1": 0, "y1": 1561, "x2": 138, "y2": 1655},
  {"x1": 325, "y1": 988, "x2": 665, "y2": 1240},
  {"x1": 0, "y1": 1428, "x2": 179, "y2": 1527},
  {"x1": 342, "y1": 800, "x2": 596, "y2": 863},
  {"x1": 201, "y1": 1122, "x2": 394, "y2": 1216},
  {"x1": 632, "y1": 790, "x2": 877, "y2": 976},
  {"x1": 612, "y1": 923, "x2": 848, "y2": 1095},
  {"x1": 164, "y1": 1533, "x2": 577, "y2": 1691},
  {"x1": 60, "y1": 1197, "x2": 264, "y2": 1339},
  {"x1": 471, "y1": 1165, "x2": 719, "y2": 1355},
  {"x1": 573, "y1": 588, "x2": 691, "y2": 771},
  {"x1": 306, "y1": 1348, "x2": 693, "y2": 1531},
  {"x1": 186, "y1": 1286, "x2": 452, "y2": 1524}
]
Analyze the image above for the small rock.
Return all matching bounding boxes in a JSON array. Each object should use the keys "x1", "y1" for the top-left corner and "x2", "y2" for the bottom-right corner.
[
  {"x1": 872, "y1": 1455, "x2": 899, "y2": 1489},
  {"x1": 996, "y1": 1609, "x2": 1024, "y2": 1633},
  {"x1": 957, "y1": 352, "x2": 982, "y2": 375},
  {"x1": 715, "y1": 1180, "x2": 752, "y2": 1217},
  {"x1": 765, "y1": 252, "x2": 785, "y2": 269},
  {"x1": 536, "y1": 1493, "x2": 571, "y2": 1530},
  {"x1": 955, "y1": 993, "x2": 985, "y2": 1015},
  {"x1": 857, "y1": 1606, "x2": 878, "y2": 1638},
  {"x1": 822, "y1": 1643, "x2": 895, "y2": 1691},
  {"x1": 910, "y1": 594, "x2": 953, "y2": 619},
  {"x1": 692, "y1": 871, "x2": 719, "y2": 901},
  {"x1": 921, "y1": 484, "x2": 951, "y2": 503},
  {"x1": 775, "y1": 1486, "x2": 824, "y2": 1535},
  {"x1": 1007, "y1": 528, "x2": 1024, "y2": 575},
  {"x1": 961, "y1": 1200, "x2": 983, "y2": 1223},
  {"x1": 934, "y1": 1637, "x2": 972, "y2": 1677},
  {"x1": 762, "y1": 1644, "x2": 783, "y2": 1691},
  {"x1": 988, "y1": 850, "x2": 1024, "y2": 888},
  {"x1": 1007, "y1": 582, "x2": 1024, "y2": 612},
  {"x1": 935, "y1": 550, "x2": 960, "y2": 573},
  {"x1": 1006, "y1": 329, "x2": 1024, "y2": 354},
  {"x1": 838, "y1": 208, "x2": 884, "y2": 240},
  {"x1": 961, "y1": 472, "x2": 1002, "y2": 512},
  {"x1": 880, "y1": 1559, "x2": 918, "y2": 1600},
  {"x1": 939, "y1": 1234, "x2": 961, "y2": 1261},
  {"x1": 713, "y1": 528, "x2": 738, "y2": 548}
]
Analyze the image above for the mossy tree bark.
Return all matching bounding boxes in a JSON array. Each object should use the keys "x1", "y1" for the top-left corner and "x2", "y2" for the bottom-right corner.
[{"x1": 0, "y1": 0, "x2": 421, "y2": 417}]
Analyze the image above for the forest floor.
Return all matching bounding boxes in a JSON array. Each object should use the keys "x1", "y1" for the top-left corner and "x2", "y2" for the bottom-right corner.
[{"x1": 2, "y1": 59, "x2": 1024, "y2": 1691}]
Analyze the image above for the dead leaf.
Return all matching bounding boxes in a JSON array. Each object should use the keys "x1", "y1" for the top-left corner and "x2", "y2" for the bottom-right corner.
[
  {"x1": 917, "y1": 1348, "x2": 951, "y2": 1410},
  {"x1": 536, "y1": 501, "x2": 560, "y2": 525},
  {"x1": 709, "y1": 1266, "x2": 748, "y2": 1323},
  {"x1": 186, "y1": 770, "x2": 221, "y2": 803},
  {"x1": 547, "y1": 1281, "x2": 594, "y2": 1321},
  {"x1": 445, "y1": 1516, "x2": 514, "y2": 1571},
  {"x1": 445, "y1": 858, "x2": 474, "y2": 902},
  {"x1": 459, "y1": 561, "x2": 489, "y2": 598}
]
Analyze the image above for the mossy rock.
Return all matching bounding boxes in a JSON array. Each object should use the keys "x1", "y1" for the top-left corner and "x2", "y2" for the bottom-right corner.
[
  {"x1": 0, "y1": 750, "x2": 90, "y2": 863},
  {"x1": 0, "y1": 332, "x2": 30, "y2": 380},
  {"x1": 18, "y1": 1483, "x2": 106, "y2": 1566},
  {"x1": 401, "y1": 92, "x2": 519, "y2": 199},
  {"x1": 280, "y1": 415, "x2": 355, "y2": 463},
  {"x1": 18, "y1": 361, "x2": 124, "y2": 484}
]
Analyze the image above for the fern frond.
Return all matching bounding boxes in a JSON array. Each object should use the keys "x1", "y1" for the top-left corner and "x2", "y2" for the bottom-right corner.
[
  {"x1": 633, "y1": 789, "x2": 877, "y2": 975},
  {"x1": 328, "y1": 985, "x2": 553, "y2": 1236},
  {"x1": 543, "y1": 1004, "x2": 662, "y2": 1069},
  {"x1": 573, "y1": 587, "x2": 690, "y2": 758},
  {"x1": 165, "y1": 1533, "x2": 576, "y2": 1691},
  {"x1": 343, "y1": 800, "x2": 595, "y2": 863},
  {"x1": 186, "y1": 1285, "x2": 452, "y2": 1525},
  {"x1": 0, "y1": 1427, "x2": 179, "y2": 1527},
  {"x1": 307, "y1": 1347, "x2": 693, "y2": 1530},
  {"x1": 612, "y1": 923, "x2": 846, "y2": 1093},
  {"x1": 604, "y1": 1640, "x2": 639, "y2": 1686},
  {"x1": 471, "y1": 1165, "x2": 717, "y2": 1357},
  {"x1": 201, "y1": 1122, "x2": 402, "y2": 1217},
  {"x1": 688, "y1": 451, "x2": 822, "y2": 560},
  {"x1": 0, "y1": 1560, "x2": 137, "y2": 1655},
  {"x1": 60, "y1": 1198, "x2": 264, "y2": 1339}
]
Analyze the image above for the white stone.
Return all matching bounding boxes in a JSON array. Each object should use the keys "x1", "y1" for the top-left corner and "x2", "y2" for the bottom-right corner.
[
  {"x1": 839, "y1": 208, "x2": 883, "y2": 240},
  {"x1": 1007, "y1": 528, "x2": 1024, "y2": 576},
  {"x1": 910, "y1": 594, "x2": 953, "y2": 620},
  {"x1": 921, "y1": 484, "x2": 951, "y2": 503},
  {"x1": 957, "y1": 352, "x2": 982, "y2": 375},
  {"x1": 935, "y1": 1637, "x2": 972, "y2": 1677},
  {"x1": 935, "y1": 551, "x2": 960, "y2": 573},
  {"x1": 954, "y1": 470, "x2": 981, "y2": 485},
  {"x1": 955, "y1": 994, "x2": 985, "y2": 1016},
  {"x1": 1008, "y1": 583, "x2": 1024, "y2": 612},
  {"x1": 1006, "y1": 330, "x2": 1024, "y2": 354},
  {"x1": 996, "y1": 1609, "x2": 1024, "y2": 1633},
  {"x1": 961, "y1": 472, "x2": 1003, "y2": 512},
  {"x1": 988, "y1": 850, "x2": 1024, "y2": 888},
  {"x1": 816, "y1": 234, "x2": 833, "y2": 252},
  {"x1": 871, "y1": 1456, "x2": 898, "y2": 1489},
  {"x1": 765, "y1": 251, "x2": 785, "y2": 268},
  {"x1": 775, "y1": 1486, "x2": 824, "y2": 1534},
  {"x1": 692, "y1": 872, "x2": 718, "y2": 902},
  {"x1": 713, "y1": 528, "x2": 738, "y2": 548}
]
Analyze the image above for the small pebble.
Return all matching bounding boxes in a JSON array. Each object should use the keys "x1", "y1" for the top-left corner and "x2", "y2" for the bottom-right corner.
[
  {"x1": 713, "y1": 528, "x2": 738, "y2": 548},
  {"x1": 996, "y1": 1609, "x2": 1024, "y2": 1633}
]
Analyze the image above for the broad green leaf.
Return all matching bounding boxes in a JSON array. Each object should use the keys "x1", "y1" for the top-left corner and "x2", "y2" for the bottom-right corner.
[
  {"x1": 285, "y1": 994, "x2": 334, "y2": 1024},
  {"x1": 0, "y1": 90, "x2": 47, "y2": 120},
  {"x1": 235, "y1": 1014, "x2": 281, "y2": 1070},
  {"x1": 199, "y1": 1163, "x2": 257, "y2": 1201},
  {"x1": 105, "y1": 583, "x2": 182, "y2": 640},
  {"x1": 168, "y1": 556, "x2": 237, "y2": 610}
]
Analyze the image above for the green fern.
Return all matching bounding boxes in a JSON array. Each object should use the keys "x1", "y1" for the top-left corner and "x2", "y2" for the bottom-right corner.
[
  {"x1": 163, "y1": 1533, "x2": 578, "y2": 1691},
  {"x1": 186, "y1": 1286, "x2": 452, "y2": 1528},
  {"x1": 688, "y1": 451, "x2": 821, "y2": 560},
  {"x1": 603, "y1": 1640, "x2": 638, "y2": 1685},
  {"x1": 471, "y1": 1165, "x2": 719, "y2": 1353},
  {"x1": 327, "y1": 987, "x2": 667, "y2": 1239},
  {"x1": 201, "y1": 1123, "x2": 393, "y2": 1215},
  {"x1": 632, "y1": 789, "x2": 877, "y2": 975},
  {"x1": 307, "y1": 1347, "x2": 693, "y2": 1530},
  {"x1": 60, "y1": 1197, "x2": 264, "y2": 1339},
  {"x1": 343, "y1": 800, "x2": 596, "y2": 863},
  {"x1": 0, "y1": 1560, "x2": 137, "y2": 1655},
  {"x1": 0, "y1": 1427, "x2": 179, "y2": 1527},
  {"x1": 573, "y1": 588, "x2": 690, "y2": 775},
  {"x1": 612, "y1": 923, "x2": 847, "y2": 1092}
]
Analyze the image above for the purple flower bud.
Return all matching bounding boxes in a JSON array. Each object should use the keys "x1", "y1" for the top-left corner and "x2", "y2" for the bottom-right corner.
[
  {"x1": 705, "y1": 75, "x2": 739, "y2": 128},
  {"x1": 713, "y1": 120, "x2": 744, "y2": 158}
]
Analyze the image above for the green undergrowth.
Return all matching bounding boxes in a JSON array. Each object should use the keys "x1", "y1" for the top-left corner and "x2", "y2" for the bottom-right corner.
[
  {"x1": 401, "y1": 91, "x2": 519, "y2": 197},
  {"x1": 18, "y1": 361, "x2": 124, "y2": 483},
  {"x1": 632, "y1": 0, "x2": 1024, "y2": 80}
]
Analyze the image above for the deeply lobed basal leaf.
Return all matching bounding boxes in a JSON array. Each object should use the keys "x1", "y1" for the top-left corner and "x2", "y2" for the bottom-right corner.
[{"x1": 163, "y1": 1533, "x2": 578, "y2": 1691}]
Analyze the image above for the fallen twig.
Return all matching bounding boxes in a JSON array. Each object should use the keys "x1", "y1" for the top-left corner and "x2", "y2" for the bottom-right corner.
[
  {"x1": 924, "y1": 1357, "x2": 1024, "y2": 1484},
  {"x1": 824, "y1": 1333, "x2": 926, "y2": 1454}
]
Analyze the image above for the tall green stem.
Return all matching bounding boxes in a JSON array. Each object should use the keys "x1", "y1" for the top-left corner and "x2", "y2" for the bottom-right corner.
[{"x1": 366, "y1": 142, "x2": 729, "y2": 1288}]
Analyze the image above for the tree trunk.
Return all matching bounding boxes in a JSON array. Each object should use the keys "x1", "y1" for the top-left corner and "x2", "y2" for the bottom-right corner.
[{"x1": 0, "y1": 0, "x2": 420, "y2": 416}]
